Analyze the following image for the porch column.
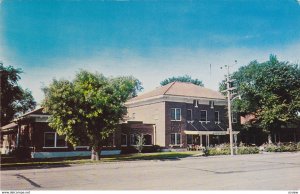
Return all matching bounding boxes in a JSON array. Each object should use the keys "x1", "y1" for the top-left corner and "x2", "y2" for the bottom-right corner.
[
  {"x1": 207, "y1": 135, "x2": 210, "y2": 147},
  {"x1": 200, "y1": 135, "x2": 202, "y2": 147}
]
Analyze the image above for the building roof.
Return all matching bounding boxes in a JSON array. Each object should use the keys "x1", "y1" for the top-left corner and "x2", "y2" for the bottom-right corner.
[{"x1": 127, "y1": 82, "x2": 225, "y2": 103}]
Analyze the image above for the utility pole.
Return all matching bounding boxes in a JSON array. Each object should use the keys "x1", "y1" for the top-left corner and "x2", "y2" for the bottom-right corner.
[
  {"x1": 222, "y1": 64, "x2": 235, "y2": 156},
  {"x1": 226, "y1": 65, "x2": 234, "y2": 156}
]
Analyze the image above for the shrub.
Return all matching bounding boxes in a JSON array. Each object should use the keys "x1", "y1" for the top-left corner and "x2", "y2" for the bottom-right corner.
[
  {"x1": 142, "y1": 145, "x2": 161, "y2": 153},
  {"x1": 121, "y1": 146, "x2": 138, "y2": 154},
  {"x1": 237, "y1": 146, "x2": 259, "y2": 155},
  {"x1": 204, "y1": 144, "x2": 260, "y2": 156},
  {"x1": 207, "y1": 147, "x2": 230, "y2": 156},
  {"x1": 135, "y1": 135, "x2": 145, "y2": 153},
  {"x1": 264, "y1": 142, "x2": 298, "y2": 152}
]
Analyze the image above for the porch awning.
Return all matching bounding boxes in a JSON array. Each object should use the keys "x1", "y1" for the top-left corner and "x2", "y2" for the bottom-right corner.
[
  {"x1": 184, "y1": 130, "x2": 239, "y2": 135},
  {"x1": 1, "y1": 122, "x2": 18, "y2": 134},
  {"x1": 1, "y1": 122, "x2": 17, "y2": 130}
]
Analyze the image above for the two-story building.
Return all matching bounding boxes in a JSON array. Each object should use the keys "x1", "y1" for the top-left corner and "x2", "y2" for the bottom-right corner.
[
  {"x1": 1, "y1": 81, "x2": 239, "y2": 158},
  {"x1": 125, "y1": 81, "x2": 239, "y2": 149}
]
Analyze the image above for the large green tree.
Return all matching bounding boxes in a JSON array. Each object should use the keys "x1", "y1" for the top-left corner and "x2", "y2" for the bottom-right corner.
[
  {"x1": 0, "y1": 63, "x2": 36, "y2": 126},
  {"x1": 42, "y1": 70, "x2": 142, "y2": 160},
  {"x1": 160, "y1": 75, "x2": 204, "y2": 86},
  {"x1": 220, "y1": 55, "x2": 300, "y2": 138}
]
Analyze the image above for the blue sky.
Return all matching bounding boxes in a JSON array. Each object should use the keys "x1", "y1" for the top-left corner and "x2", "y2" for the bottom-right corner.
[{"x1": 1, "y1": 0, "x2": 300, "y2": 104}]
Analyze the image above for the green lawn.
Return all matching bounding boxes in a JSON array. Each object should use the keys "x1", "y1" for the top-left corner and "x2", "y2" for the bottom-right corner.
[{"x1": 1, "y1": 151, "x2": 201, "y2": 168}]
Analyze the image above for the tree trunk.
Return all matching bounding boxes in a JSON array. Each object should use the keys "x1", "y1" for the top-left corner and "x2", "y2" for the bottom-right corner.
[{"x1": 91, "y1": 147, "x2": 100, "y2": 161}]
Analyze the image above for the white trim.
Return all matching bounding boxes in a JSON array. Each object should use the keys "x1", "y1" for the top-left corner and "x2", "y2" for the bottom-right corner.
[
  {"x1": 28, "y1": 114, "x2": 50, "y2": 118},
  {"x1": 44, "y1": 132, "x2": 67, "y2": 148},
  {"x1": 184, "y1": 130, "x2": 240, "y2": 135},
  {"x1": 209, "y1": 100, "x2": 214, "y2": 109},
  {"x1": 43, "y1": 147, "x2": 68, "y2": 149},
  {"x1": 200, "y1": 110, "x2": 207, "y2": 122},
  {"x1": 171, "y1": 108, "x2": 181, "y2": 121},
  {"x1": 170, "y1": 133, "x2": 181, "y2": 146},
  {"x1": 125, "y1": 95, "x2": 226, "y2": 108},
  {"x1": 74, "y1": 146, "x2": 90, "y2": 150},
  {"x1": 199, "y1": 121, "x2": 210, "y2": 124}
]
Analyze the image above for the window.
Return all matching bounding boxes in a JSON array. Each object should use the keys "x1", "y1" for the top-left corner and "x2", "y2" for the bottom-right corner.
[
  {"x1": 144, "y1": 134, "x2": 152, "y2": 145},
  {"x1": 56, "y1": 135, "x2": 67, "y2": 147},
  {"x1": 44, "y1": 132, "x2": 55, "y2": 147},
  {"x1": 187, "y1": 109, "x2": 192, "y2": 121},
  {"x1": 200, "y1": 110, "x2": 207, "y2": 122},
  {"x1": 171, "y1": 133, "x2": 181, "y2": 145},
  {"x1": 171, "y1": 108, "x2": 181, "y2": 121},
  {"x1": 130, "y1": 134, "x2": 138, "y2": 145},
  {"x1": 232, "y1": 112, "x2": 238, "y2": 123},
  {"x1": 215, "y1": 111, "x2": 220, "y2": 123},
  {"x1": 121, "y1": 134, "x2": 127, "y2": 146},
  {"x1": 44, "y1": 132, "x2": 67, "y2": 148}
]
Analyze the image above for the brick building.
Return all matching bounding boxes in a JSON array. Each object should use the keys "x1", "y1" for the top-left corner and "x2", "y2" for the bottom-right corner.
[
  {"x1": 1, "y1": 82, "x2": 240, "y2": 158},
  {"x1": 125, "y1": 81, "x2": 240, "y2": 149}
]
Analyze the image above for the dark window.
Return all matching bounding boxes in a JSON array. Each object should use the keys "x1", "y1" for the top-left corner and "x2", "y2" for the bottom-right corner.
[
  {"x1": 215, "y1": 111, "x2": 220, "y2": 122},
  {"x1": 121, "y1": 134, "x2": 127, "y2": 146},
  {"x1": 187, "y1": 109, "x2": 192, "y2": 121},
  {"x1": 200, "y1": 110, "x2": 207, "y2": 121},
  {"x1": 171, "y1": 108, "x2": 181, "y2": 121},
  {"x1": 130, "y1": 134, "x2": 138, "y2": 145},
  {"x1": 144, "y1": 134, "x2": 152, "y2": 145},
  {"x1": 56, "y1": 134, "x2": 66, "y2": 147},
  {"x1": 171, "y1": 133, "x2": 181, "y2": 145},
  {"x1": 44, "y1": 133, "x2": 55, "y2": 147}
]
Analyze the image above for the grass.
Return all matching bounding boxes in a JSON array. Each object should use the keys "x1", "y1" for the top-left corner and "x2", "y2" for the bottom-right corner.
[{"x1": 1, "y1": 151, "x2": 199, "y2": 169}]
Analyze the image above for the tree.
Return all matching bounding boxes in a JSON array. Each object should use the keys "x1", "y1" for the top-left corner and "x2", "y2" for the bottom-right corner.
[
  {"x1": 0, "y1": 63, "x2": 36, "y2": 126},
  {"x1": 42, "y1": 70, "x2": 143, "y2": 160},
  {"x1": 220, "y1": 55, "x2": 300, "y2": 139},
  {"x1": 160, "y1": 75, "x2": 204, "y2": 86}
]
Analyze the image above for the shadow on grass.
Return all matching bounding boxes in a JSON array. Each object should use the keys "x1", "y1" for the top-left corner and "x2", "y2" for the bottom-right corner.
[
  {"x1": 102, "y1": 152, "x2": 196, "y2": 162},
  {"x1": 1, "y1": 152, "x2": 199, "y2": 170}
]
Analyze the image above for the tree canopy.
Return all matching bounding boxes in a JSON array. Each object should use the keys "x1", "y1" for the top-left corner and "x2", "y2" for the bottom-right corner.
[
  {"x1": 0, "y1": 63, "x2": 36, "y2": 126},
  {"x1": 160, "y1": 75, "x2": 204, "y2": 86},
  {"x1": 42, "y1": 70, "x2": 143, "y2": 160},
  {"x1": 220, "y1": 55, "x2": 300, "y2": 132}
]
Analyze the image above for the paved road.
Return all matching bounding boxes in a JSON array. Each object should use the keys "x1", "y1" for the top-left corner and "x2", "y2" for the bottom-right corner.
[{"x1": 1, "y1": 152, "x2": 300, "y2": 190}]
